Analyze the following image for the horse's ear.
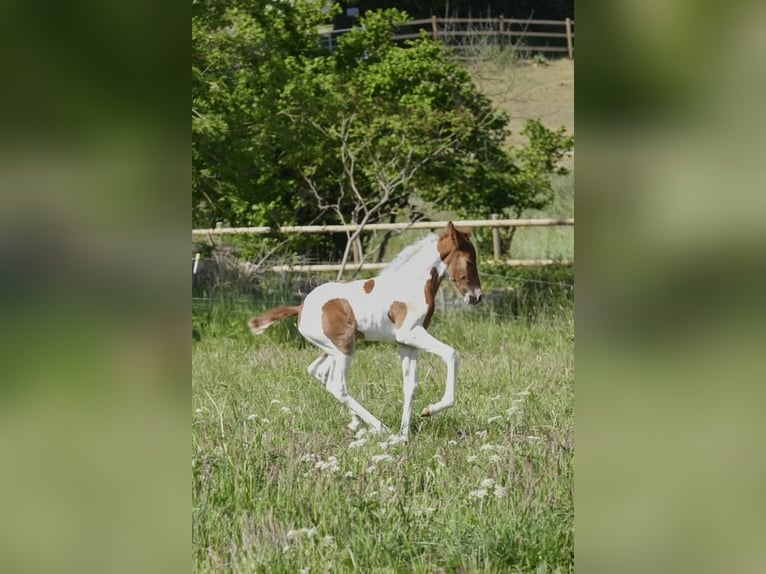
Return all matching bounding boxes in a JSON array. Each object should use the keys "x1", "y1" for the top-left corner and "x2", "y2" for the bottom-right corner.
[{"x1": 446, "y1": 221, "x2": 471, "y2": 241}]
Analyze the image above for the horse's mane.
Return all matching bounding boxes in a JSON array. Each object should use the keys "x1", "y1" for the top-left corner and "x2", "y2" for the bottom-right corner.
[{"x1": 378, "y1": 233, "x2": 438, "y2": 278}]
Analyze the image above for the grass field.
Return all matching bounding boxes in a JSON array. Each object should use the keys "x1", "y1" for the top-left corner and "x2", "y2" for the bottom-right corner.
[{"x1": 193, "y1": 297, "x2": 573, "y2": 573}]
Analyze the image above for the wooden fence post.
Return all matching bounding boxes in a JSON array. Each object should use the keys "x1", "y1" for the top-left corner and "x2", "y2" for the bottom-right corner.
[
  {"x1": 498, "y1": 16, "x2": 505, "y2": 47},
  {"x1": 491, "y1": 213, "x2": 501, "y2": 260},
  {"x1": 431, "y1": 15, "x2": 438, "y2": 40},
  {"x1": 565, "y1": 18, "x2": 573, "y2": 59}
]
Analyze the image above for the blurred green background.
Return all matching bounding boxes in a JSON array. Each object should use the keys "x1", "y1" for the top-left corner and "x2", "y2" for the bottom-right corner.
[
  {"x1": 1, "y1": 0, "x2": 765, "y2": 573},
  {"x1": 577, "y1": 1, "x2": 766, "y2": 572}
]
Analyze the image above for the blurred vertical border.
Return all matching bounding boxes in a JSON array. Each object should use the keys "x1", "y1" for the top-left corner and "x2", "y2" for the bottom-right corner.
[
  {"x1": 577, "y1": 1, "x2": 766, "y2": 572},
  {"x1": 0, "y1": 1, "x2": 188, "y2": 574}
]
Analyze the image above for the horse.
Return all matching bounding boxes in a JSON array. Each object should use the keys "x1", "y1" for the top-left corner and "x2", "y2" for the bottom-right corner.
[{"x1": 248, "y1": 221, "x2": 483, "y2": 439}]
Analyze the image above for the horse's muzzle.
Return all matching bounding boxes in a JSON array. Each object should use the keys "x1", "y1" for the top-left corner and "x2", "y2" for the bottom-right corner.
[{"x1": 466, "y1": 290, "x2": 483, "y2": 305}]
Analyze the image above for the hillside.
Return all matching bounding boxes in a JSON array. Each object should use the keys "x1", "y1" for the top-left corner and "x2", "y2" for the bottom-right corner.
[{"x1": 469, "y1": 57, "x2": 574, "y2": 149}]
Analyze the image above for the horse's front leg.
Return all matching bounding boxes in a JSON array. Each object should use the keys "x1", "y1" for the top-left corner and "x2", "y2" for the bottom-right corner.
[
  {"x1": 398, "y1": 344, "x2": 419, "y2": 438},
  {"x1": 395, "y1": 326, "x2": 458, "y2": 418}
]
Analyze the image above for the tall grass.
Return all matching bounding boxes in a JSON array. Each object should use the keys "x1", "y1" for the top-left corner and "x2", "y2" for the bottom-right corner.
[{"x1": 192, "y1": 298, "x2": 573, "y2": 573}]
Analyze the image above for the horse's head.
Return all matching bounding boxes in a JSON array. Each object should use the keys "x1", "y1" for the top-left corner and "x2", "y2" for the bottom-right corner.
[{"x1": 438, "y1": 221, "x2": 483, "y2": 305}]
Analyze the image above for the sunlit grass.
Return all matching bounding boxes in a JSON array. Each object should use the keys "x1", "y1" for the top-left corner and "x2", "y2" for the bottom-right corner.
[{"x1": 192, "y1": 306, "x2": 573, "y2": 573}]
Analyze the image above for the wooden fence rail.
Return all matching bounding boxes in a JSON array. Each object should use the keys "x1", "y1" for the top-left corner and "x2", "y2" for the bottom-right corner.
[
  {"x1": 192, "y1": 217, "x2": 574, "y2": 263},
  {"x1": 321, "y1": 16, "x2": 574, "y2": 58},
  {"x1": 269, "y1": 258, "x2": 573, "y2": 273},
  {"x1": 191, "y1": 217, "x2": 573, "y2": 237}
]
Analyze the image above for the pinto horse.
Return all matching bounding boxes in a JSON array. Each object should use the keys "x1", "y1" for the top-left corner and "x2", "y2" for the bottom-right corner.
[{"x1": 248, "y1": 221, "x2": 483, "y2": 439}]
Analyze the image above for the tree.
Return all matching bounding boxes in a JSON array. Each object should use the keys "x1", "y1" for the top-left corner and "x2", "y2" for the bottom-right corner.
[{"x1": 192, "y1": 3, "x2": 572, "y2": 266}]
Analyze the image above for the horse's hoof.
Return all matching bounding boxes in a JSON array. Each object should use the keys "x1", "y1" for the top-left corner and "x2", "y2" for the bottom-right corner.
[{"x1": 421, "y1": 406, "x2": 431, "y2": 417}]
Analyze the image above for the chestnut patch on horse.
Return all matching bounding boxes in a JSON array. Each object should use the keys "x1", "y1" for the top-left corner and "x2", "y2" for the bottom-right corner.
[
  {"x1": 423, "y1": 267, "x2": 442, "y2": 329},
  {"x1": 321, "y1": 298, "x2": 358, "y2": 355},
  {"x1": 387, "y1": 301, "x2": 408, "y2": 329},
  {"x1": 363, "y1": 279, "x2": 375, "y2": 293}
]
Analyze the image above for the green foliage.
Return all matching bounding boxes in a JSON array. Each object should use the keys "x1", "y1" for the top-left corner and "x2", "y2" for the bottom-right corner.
[
  {"x1": 192, "y1": 2, "x2": 573, "y2": 259},
  {"x1": 192, "y1": 0, "x2": 338, "y2": 252}
]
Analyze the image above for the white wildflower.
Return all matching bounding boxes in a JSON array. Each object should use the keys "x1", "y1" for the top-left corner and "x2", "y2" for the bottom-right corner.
[
  {"x1": 287, "y1": 527, "x2": 317, "y2": 541},
  {"x1": 480, "y1": 477, "x2": 495, "y2": 489},
  {"x1": 246, "y1": 413, "x2": 257, "y2": 421},
  {"x1": 194, "y1": 408, "x2": 204, "y2": 414},
  {"x1": 378, "y1": 434, "x2": 407, "y2": 449},
  {"x1": 467, "y1": 455, "x2": 478, "y2": 463},
  {"x1": 493, "y1": 484, "x2": 507, "y2": 498},
  {"x1": 299, "y1": 454, "x2": 316, "y2": 463},
  {"x1": 261, "y1": 418, "x2": 270, "y2": 424},
  {"x1": 371, "y1": 454, "x2": 393, "y2": 464},
  {"x1": 468, "y1": 488, "x2": 488, "y2": 500},
  {"x1": 489, "y1": 454, "x2": 502, "y2": 463},
  {"x1": 447, "y1": 439, "x2": 457, "y2": 446},
  {"x1": 387, "y1": 486, "x2": 396, "y2": 493},
  {"x1": 280, "y1": 406, "x2": 291, "y2": 414},
  {"x1": 270, "y1": 399, "x2": 281, "y2": 405},
  {"x1": 314, "y1": 456, "x2": 339, "y2": 473},
  {"x1": 487, "y1": 415, "x2": 502, "y2": 424},
  {"x1": 388, "y1": 435, "x2": 407, "y2": 446},
  {"x1": 320, "y1": 535, "x2": 336, "y2": 548},
  {"x1": 476, "y1": 430, "x2": 488, "y2": 438},
  {"x1": 348, "y1": 438, "x2": 368, "y2": 449},
  {"x1": 479, "y1": 444, "x2": 497, "y2": 452},
  {"x1": 526, "y1": 436, "x2": 541, "y2": 441},
  {"x1": 366, "y1": 465, "x2": 376, "y2": 474}
]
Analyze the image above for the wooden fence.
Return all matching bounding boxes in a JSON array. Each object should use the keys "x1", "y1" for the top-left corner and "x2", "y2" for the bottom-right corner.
[
  {"x1": 321, "y1": 16, "x2": 574, "y2": 59},
  {"x1": 192, "y1": 217, "x2": 574, "y2": 271}
]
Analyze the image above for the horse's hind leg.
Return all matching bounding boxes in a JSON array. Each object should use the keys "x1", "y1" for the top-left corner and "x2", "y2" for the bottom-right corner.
[
  {"x1": 307, "y1": 352, "x2": 332, "y2": 386},
  {"x1": 308, "y1": 353, "x2": 359, "y2": 430},
  {"x1": 326, "y1": 353, "x2": 388, "y2": 434}
]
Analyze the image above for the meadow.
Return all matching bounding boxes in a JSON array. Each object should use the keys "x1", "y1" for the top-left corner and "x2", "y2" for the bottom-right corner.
[{"x1": 192, "y1": 283, "x2": 573, "y2": 573}]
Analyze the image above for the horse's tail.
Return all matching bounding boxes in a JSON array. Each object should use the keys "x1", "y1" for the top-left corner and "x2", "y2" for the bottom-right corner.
[{"x1": 248, "y1": 305, "x2": 302, "y2": 335}]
